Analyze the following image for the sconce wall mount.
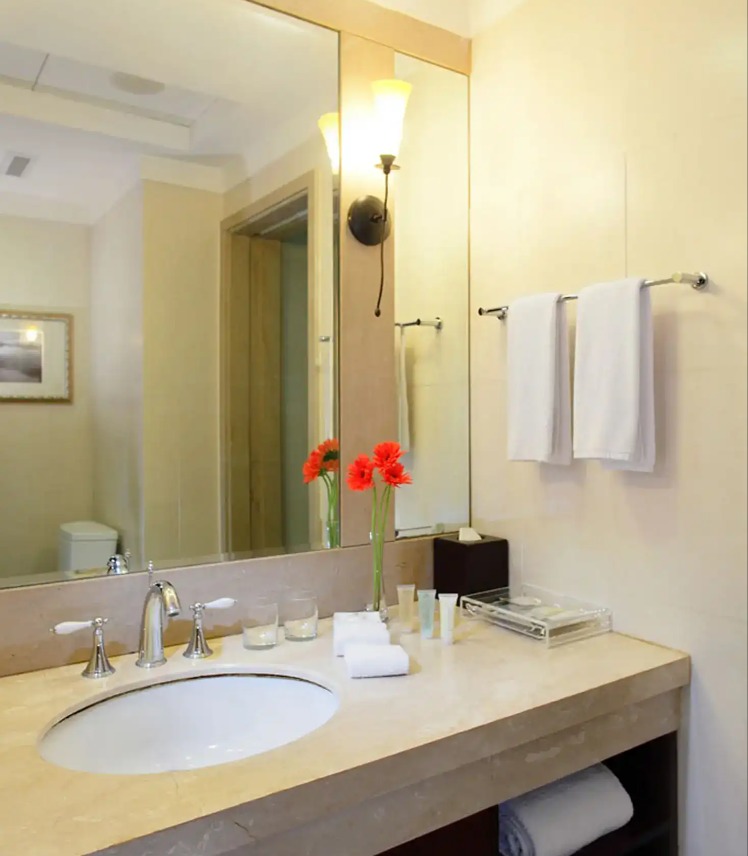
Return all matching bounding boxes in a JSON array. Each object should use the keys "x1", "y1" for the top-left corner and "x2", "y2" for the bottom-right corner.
[{"x1": 347, "y1": 195, "x2": 392, "y2": 246}]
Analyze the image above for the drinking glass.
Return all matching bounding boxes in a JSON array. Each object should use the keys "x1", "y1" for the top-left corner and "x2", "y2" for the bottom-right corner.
[
  {"x1": 242, "y1": 597, "x2": 279, "y2": 650},
  {"x1": 283, "y1": 591, "x2": 318, "y2": 641}
]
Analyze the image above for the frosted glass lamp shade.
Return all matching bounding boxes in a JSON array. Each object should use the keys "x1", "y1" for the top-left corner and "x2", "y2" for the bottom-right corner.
[{"x1": 371, "y1": 79, "x2": 412, "y2": 159}]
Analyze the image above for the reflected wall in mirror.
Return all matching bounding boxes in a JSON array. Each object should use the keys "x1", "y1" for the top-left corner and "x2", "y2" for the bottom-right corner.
[
  {"x1": 0, "y1": 0, "x2": 339, "y2": 588},
  {"x1": 391, "y1": 55, "x2": 470, "y2": 538}
]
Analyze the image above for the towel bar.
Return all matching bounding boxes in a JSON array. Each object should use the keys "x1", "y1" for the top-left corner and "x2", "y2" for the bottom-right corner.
[
  {"x1": 395, "y1": 317, "x2": 443, "y2": 330},
  {"x1": 478, "y1": 271, "x2": 709, "y2": 319}
]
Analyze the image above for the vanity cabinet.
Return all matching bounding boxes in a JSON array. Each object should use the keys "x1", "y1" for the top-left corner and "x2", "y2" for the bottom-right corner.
[{"x1": 382, "y1": 733, "x2": 678, "y2": 856}]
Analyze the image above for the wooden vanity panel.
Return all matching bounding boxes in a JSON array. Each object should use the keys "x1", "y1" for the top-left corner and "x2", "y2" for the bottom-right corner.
[{"x1": 208, "y1": 690, "x2": 681, "y2": 856}]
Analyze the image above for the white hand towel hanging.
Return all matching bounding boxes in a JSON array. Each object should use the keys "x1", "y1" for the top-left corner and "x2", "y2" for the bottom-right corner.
[
  {"x1": 573, "y1": 278, "x2": 655, "y2": 472},
  {"x1": 507, "y1": 293, "x2": 571, "y2": 465},
  {"x1": 396, "y1": 325, "x2": 411, "y2": 450}
]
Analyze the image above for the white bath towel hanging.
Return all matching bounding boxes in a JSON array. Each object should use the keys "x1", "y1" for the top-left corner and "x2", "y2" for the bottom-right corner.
[
  {"x1": 573, "y1": 278, "x2": 655, "y2": 472},
  {"x1": 507, "y1": 293, "x2": 571, "y2": 465},
  {"x1": 396, "y1": 325, "x2": 411, "y2": 450}
]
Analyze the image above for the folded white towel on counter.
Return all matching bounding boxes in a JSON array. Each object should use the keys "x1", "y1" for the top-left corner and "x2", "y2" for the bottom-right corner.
[
  {"x1": 333, "y1": 611, "x2": 383, "y2": 625},
  {"x1": 333, "y1": 620, "x2": 390, "y2": 657},
  {"x1": 498, "y1": 764, "x2": 634, "y2": 856},
  {"x1": 573, "y1": 278, "x2": 655, "y2": 472},
  {"x1": 344, "y1": 643, "x2": 409, "y2": 678},
  {"x1": 507, "y1": 293, "x2": 571, "y2": 465}
]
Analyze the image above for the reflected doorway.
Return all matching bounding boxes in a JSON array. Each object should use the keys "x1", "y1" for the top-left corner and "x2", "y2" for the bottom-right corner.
[{"x1": 221, "y1": 176, "x2": 336, "y2": 554}]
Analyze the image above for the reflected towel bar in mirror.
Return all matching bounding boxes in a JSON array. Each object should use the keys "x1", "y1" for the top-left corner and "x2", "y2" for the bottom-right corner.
[
  {"x1": 395, "y1": 317, "x2": 443, "y2": 330},
  {"x1": 477, "y1": 271, "x2": 709, "y2": 320}
]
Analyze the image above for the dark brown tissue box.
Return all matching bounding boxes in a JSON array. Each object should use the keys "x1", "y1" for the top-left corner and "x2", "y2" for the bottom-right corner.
[{"x1": 433, "y1": 534, "x2": 509, "y2": 598}]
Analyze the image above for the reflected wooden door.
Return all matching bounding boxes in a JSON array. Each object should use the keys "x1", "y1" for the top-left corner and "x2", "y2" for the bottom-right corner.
[{"x1": 225, "y1": 234, "x2": 283, "y2": 552}]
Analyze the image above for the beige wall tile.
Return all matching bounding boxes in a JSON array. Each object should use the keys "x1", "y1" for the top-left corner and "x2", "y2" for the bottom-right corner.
[{"x1": 470, "y1": 0, "x2": 747, "y2": 852}]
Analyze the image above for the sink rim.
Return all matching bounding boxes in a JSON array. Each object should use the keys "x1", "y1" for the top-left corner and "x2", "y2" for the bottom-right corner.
[{"x1": 37, "y1": 665, "x2": 338, "y2": 749}]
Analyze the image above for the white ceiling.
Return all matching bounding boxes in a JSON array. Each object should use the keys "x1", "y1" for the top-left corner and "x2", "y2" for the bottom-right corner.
[
  {"x1": 368, "y1": 0, "x2": 526, "y2": 37},
  {"x1": 0, "y1": 42, "x2": 215, "y2": 124},
  {"x1": 0, "y1": 0, "x2": 337, "y2": 224}
]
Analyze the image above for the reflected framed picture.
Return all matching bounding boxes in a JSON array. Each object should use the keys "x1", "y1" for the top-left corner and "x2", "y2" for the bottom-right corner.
[{"x1": 0, "y1": 311, "x2": 73, "y2": 403}]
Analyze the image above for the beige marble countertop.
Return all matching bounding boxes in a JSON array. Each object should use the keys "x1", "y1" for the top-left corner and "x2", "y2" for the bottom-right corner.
[{"x1": 0, "y1": 617, "x2": 689, "y2": 856}]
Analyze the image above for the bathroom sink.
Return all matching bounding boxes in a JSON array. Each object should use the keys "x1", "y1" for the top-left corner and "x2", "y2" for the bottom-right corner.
[{"x1": 39, "y1": 672, "x2": 338, "y2": 775}]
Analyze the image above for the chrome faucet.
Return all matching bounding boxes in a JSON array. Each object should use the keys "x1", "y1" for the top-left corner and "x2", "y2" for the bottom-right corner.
[
  {"x1": 106, "y1": 550, "x2": 131, "y2": 575},
  {"x1": 136, "y1": 562, "x2": 181, "y2": 668}
]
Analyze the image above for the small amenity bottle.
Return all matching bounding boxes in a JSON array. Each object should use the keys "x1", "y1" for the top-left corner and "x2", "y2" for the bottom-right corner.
[
  {"x1": 417, "y1": 589, "x2": 436, "y2": 639},
  {"x1": 438, "y1": 593, "x2": 458, "y2": 644},
  {"x1": 396, "y1": 584, "x2": 416, "y2": 633}
]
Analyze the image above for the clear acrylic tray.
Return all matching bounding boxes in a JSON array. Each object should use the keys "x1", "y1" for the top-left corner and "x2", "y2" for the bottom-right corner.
[{"x1": 460, "y1": 584, "x2": 612, "y2": 647}]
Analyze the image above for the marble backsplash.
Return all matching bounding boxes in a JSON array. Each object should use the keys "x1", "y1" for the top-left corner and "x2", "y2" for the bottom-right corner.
[{"x1": 0, "y1": 538, "x2": 433, "y2": 677}]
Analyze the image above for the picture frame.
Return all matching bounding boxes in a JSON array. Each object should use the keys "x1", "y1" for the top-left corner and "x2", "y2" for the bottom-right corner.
[{"x1": 0, "y1": 311, "x2": 73, "y2": 403}]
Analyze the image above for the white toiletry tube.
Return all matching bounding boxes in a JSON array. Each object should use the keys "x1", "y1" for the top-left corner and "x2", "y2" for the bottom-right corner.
[
  {"x1": 438, "y1": 593, "x2": 459, "y2": 645},
  {"x1": 396, "y1": 584, "x2": 416, "y2": 633}
]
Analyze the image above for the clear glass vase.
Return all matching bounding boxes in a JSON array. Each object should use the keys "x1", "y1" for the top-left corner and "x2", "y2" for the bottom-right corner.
[
  {"x1": 368, "y1": 529, "x2": 388, "y2": 622},
  {"x1": 323, "y1": 519, "x2": 340, "y2": 550}
]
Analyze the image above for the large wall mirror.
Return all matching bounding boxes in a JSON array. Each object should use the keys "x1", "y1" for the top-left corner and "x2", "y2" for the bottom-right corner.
[
  {"x1": 392, "y1": 54, "x2": 470, "y2": 539},
  {"x1": 0, "y1": 0, "x2": 339, "y2": 587}
]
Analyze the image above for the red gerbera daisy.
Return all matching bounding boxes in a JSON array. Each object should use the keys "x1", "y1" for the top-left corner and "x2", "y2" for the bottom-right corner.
[
  {"x1": 302, "y1": 449, "x2": 323, "y2": 483},
  {"x1": 372, "y1": 441, "x2": 404, "y2": 472},
  {"x1": 317, "y1": 438, "x2": 340, "y2": 472},
  {"x1": 346, "y1": 454, "x2": 375, "y2": 491},
  {"x1": 380, "y1": 460, "x2": 412, "y2": 488}
]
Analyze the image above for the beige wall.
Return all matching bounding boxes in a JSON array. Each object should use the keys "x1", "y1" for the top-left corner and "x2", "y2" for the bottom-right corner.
[
  {"x1": 469, "y1": 0, "x2": 747, "y2": 853},
  {"x1": 0, "y1": 215, "x2": 93, "y2": 577},
  {"x1": 394, "y1": 55, "x2": 470, "y2": 536},
  {"x1": 90, "y1": 186, "x2": 144, "y2": 565},
  {"x1": 142, "y1": 180, "x2": 223, "y2": 563}
]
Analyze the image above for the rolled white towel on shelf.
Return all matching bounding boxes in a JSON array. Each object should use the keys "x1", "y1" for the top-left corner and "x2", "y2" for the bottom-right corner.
[
  {"x1": 333, "y1": 620, "x2": 390, "y2": 657},
  {"x1": 498, "y1": 764, "x2": 634, "y2": 856},
  {"x1": 344, "y1": 643, "x2": 409, "y2": 678}
]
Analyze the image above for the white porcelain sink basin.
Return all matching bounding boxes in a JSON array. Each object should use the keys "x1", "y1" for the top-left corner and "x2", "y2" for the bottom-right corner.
[{"x1": 39, "y1": 672, "x2": 338, "y2": 775}]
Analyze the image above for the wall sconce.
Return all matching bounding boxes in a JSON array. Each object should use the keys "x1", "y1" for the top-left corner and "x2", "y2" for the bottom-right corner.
[
  {"x1": 346, "y1": 79, "x2": 412, "y2": 317},
  {"x1": 317, "y1": 112, "x2": 340, "y2": 176}
]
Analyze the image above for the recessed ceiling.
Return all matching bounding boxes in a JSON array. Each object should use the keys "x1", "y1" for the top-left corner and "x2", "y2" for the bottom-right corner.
[
  {"x1": 0, "y1": 40, "x2": 217, "y2": 125},
  {"x1": 0, "y1": 0, "x2": 338, "y2": 224}
]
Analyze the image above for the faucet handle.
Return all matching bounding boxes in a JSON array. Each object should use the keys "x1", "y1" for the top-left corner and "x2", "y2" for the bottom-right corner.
[
  {"x1": 204, "y1": 597, "x2": 237, "y2": 610},
  {"x1": 51, "y1": 617, "x2": 115, "y2": 679},
  {"x1": 52, "y1": 619, "x2": 102, "y2": 635},
  {"x1": 183, "y1": 598, "x2": 237, "y2": 659}
]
